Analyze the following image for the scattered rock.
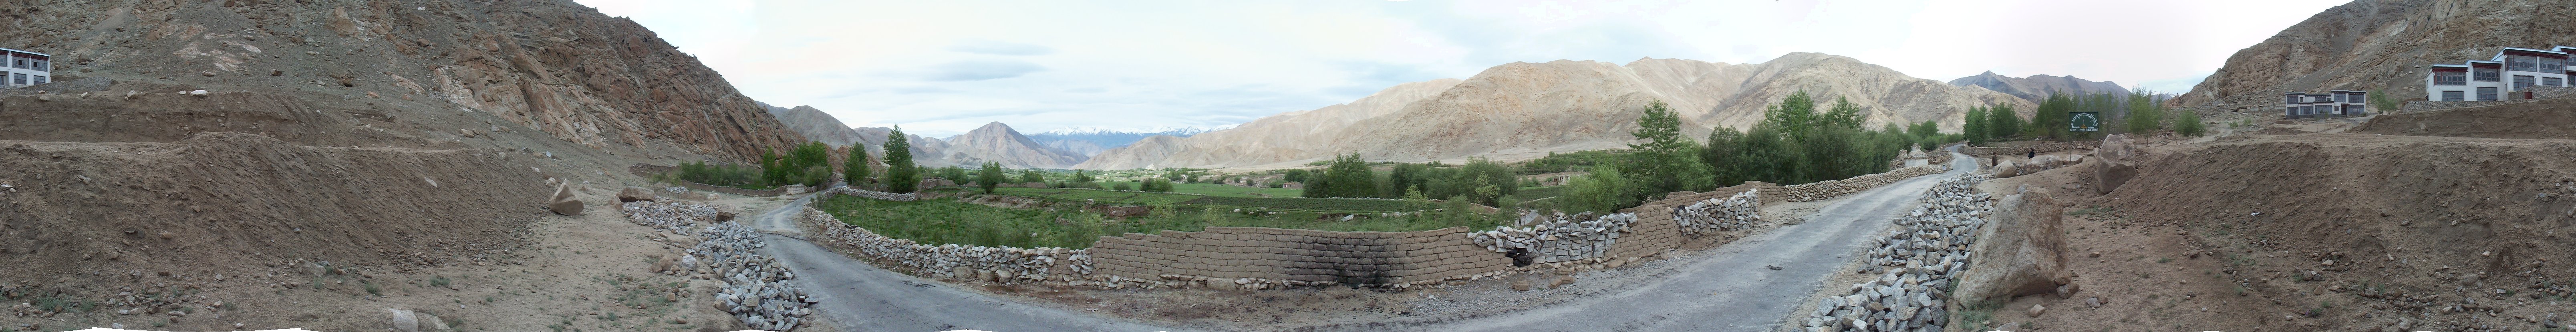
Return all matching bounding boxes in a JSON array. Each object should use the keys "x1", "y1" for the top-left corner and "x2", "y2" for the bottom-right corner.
[
  {"x1": 548, "y1": 184, "x2": 583, "y2": 216},
  {"x1": 1511, "y1": 280, "x2": 1531, "y2": 292},
  {"x1": 619, "y1": 186, "x2": 658, "y2": 202},
  {"x1": 2028, "y1": 304, "x2": 2046, "y2": 317}
]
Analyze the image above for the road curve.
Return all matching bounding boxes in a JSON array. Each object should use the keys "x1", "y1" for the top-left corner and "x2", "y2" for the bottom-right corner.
[
  {"x1": 1414, "y1": 150, "x2": 1978, "y2": 332},
  {"x1": 743, "y1": 193, "x2": 1180, "y2": 332}
]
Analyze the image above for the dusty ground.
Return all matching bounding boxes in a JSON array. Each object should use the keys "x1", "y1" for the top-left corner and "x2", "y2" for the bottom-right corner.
[{"x1": 1935, "y1": 119, "x2": 2576, "y2": 332}]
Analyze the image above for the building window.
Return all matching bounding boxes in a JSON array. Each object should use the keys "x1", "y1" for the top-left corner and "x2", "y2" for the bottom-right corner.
[
  {"x1": 30, "y1": 61, "x2": 44, "y2": 72},
  {"x1": 2435, "y1": 71, "x2": 2467, "y2": 85},
  {"x1": 8, "y1": 59, "x2": 21, "y2": 69},
  {"x1": 2285, "y1": 95, "x2": 2298, "y2": 104},
  {"x1": 31, "y1": 75, "x2": 44, "y2": 85},
  {"x1": 2510, "y1": 55, "x2": 2539, "y2": 71},
  {"x1": 2479, "y1": 87, "x2": 2500, "y2": 101},
  {"x1": 10, "y1": 73, "x2": 20, "y2": 85},
  {"x1": 2517, "y1": 75, "x2": 2537, "y2": 90},
  {"x1": 2477, "y1": 68, "x2": 2501, "y2": 81},
  {"x1": 2551, "y1": 77, "x2": 2566, "y2": 87},
  {"x1": 2443, "y1": 90, "x2": 2465, "y2": 101},
  {"x1": 2348, "y1": 105, "x2": 2363, "y2": 114},
  {"x1": 2548, "y1": 57, "x2": 2568, "y2": 71}
]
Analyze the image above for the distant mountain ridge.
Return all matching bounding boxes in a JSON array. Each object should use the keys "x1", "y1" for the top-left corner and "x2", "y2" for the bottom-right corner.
[
  {"x1": 1076, "y1": 53, "x2": 2036, "y2": 170},
  {"x1": 1026, "y1": 127, "x2": 1223, "y2": 156},
  {"x1": 1947, "y1": 71, "x2": 2133, "y2": 103}
]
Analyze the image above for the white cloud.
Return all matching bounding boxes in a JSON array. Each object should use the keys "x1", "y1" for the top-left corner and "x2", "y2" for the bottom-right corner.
[{"x1": 578, "y1": 0, "x2": 2349, "y2": 137}]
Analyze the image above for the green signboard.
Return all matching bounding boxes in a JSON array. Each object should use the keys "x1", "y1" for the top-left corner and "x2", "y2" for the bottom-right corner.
[{"x1": 2070, "y1": 112, "x2": 2101, "y2": 132}]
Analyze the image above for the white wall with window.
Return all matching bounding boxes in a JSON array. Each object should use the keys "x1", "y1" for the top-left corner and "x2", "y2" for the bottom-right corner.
[{"x1": 0, "y1": 48, "x2": 50, "y2": 88}]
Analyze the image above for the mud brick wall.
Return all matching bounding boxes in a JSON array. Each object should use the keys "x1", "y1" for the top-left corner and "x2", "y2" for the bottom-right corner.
[{"x1": 1085, "y1": 227, "x2": 1513, "y2": 289}]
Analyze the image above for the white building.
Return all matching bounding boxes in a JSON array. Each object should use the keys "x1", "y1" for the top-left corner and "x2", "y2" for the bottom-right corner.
[
  {"x1": 0, "y1": 48, "x2": 47, "y2": 88},
  {"x1": 2283, "y1": 90, "x2": 2368, "y2": 118},
  {"x1": 2425, "y1": 46, "x2": 2575, "y2": 101}
]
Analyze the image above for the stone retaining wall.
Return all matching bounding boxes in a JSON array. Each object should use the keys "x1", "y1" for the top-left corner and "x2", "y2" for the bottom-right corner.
[
  {"x1": 822, "y1": 186, "x2": 917, "y2": 201},
  {"x1": 1961, "y1": 141, "x2": 2097, "y2": 158},
  {"x1": 1773, "y1": 164, "x2": 1949, "y2": 202},
  {"x1": 794, "y1": 209, "x2": 1089, "y2": 284},
  {"x1": 1801, "y1": 174, "x2": 1990, "y2": 332},
  {"x1": 627, "y1": 164, "x2": 792, "y2": 196}
]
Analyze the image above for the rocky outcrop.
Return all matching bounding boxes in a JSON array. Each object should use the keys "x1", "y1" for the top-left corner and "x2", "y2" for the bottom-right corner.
[
  {"x1": 2175, "y1": 0, "x2": 2576, "y2": 112},
  {"x1": 939, "y1": 122, "x2": 1087, "y2": 168},
  {"x1": 1954, "y1": 187, "x2": 2074, "y2": 303},
  {"x1": 0, "y1": 0, "x2": 805, "y2": 162},
  {"x1": 1080, "y1": 54, "x2": 2032, "y2": 169},
  {"x1": 1948, "y1": 71, "x2": 2133, "y2": 103}
]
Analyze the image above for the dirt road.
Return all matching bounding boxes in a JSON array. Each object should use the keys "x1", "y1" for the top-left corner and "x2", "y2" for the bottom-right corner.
[
  {"x1": 1416, "y1": 150, "x2": 1976, "y2": 332},
  {"x1": 743, "y1": 194, "x2": 1181, "y2": 332}
]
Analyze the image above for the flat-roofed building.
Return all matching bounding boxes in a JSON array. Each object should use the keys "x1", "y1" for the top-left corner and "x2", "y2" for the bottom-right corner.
[{"x1": 0, "y1": 47, "x2": 49, "y2": 88}]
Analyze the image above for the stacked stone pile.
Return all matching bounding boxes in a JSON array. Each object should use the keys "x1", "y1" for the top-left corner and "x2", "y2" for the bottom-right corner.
[
  {"x1": 1471, "y1": 212, "x2": 1635, "y2": 264},
  {"x1": 1673, "y1": 189, "x2": 1762, "y2": 234},
  {"x1": 824, "y1": 187, "x2": 917, "y2": 201},
  {"x1": 1775, "y1": 165, "x2": 1949, "y2": 202},
  {"x1": 795, "y1": 209, "x2": 1090, "y2": 283},
  {"x1": 693, "y1": 222, "x2": 814, "y2": 331},
  {"x1": 619, "y1": 200, "x2": 720, "y2": 234},
  {"x1": 616, "y1": 200, "x2": 812, "y2": 331},
  {"x1": 1803, "y1": 175, "x2": 1992, "y2": 332}
]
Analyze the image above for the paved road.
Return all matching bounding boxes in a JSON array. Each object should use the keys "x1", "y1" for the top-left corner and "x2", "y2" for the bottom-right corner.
[
  {"x1": 1418, "y1": 149, "x2": 1978, "y2": 332},
  {"x1": 744, "y1": 148, "x2": 1974, "y2": 332},
  {"x1": 743, "y1": 193, "x2": 1180, "y2": 332}
]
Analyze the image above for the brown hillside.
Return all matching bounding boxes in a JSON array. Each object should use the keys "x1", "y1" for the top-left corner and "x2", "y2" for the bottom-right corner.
[{"x1": 2176, "y1": 0, "x2": 2576, "y2": 112}]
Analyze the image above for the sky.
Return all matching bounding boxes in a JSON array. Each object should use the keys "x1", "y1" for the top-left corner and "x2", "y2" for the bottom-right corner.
[{"x1": 578, "y1": 0, "x2": 2352, "y2": 137}]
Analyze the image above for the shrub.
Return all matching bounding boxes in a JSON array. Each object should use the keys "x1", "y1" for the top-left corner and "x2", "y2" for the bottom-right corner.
[
  {"x1": 1142, "y1": 178, "x2": 1174, "y2": 192},
  {"x1": 976, "y1": 162, "x2": 1006, "y2": 194},
  {"x1": 2175, "y1": 110, "x2": 2207, "y2": 137},
  {"x1": 1113, "y1": 182, "x2": 1133, "y2": 191}
]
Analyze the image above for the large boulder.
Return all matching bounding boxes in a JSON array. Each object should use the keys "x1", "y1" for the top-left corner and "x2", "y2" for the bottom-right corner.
[
  {"x1": 618, "y1": 186, "x2": 657, "y2": 202},
  {"x1": 1955, "y1": 187, "x2": 2074, "y2": 303},
  {"x1": 2096, "y1": 134, "x2": 2141, "y2": 194},
  {"x1": 548, "y1": 184, "x2": 584, "y2": 216},
  {"x1": 1989, "y1": 159, "x2": 2021, "y2": 178}
]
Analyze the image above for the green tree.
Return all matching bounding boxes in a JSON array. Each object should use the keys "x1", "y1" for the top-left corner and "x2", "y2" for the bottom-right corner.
[
  {"x1": 937, "y1": 166, "x2": 969, "y2": 185},
  {"x1": 1309, "y1": 152, "x2": 1378, "y2": 198},
  {"x1": 1620, "y1": 99, "x2": 1703, "y2": 199},
  {"x1": 1962, "y1": 106, "x2": 1989, "y2": 144},
  {"x1": 2123, "y1": 90, "x2": 2165, "y2": 134},
  {"x1": 1385, "y1": 163, "x2": 1432, "y2": 199},
  {"x1": 975, "y1": 162, "x2": 1006, "y2": 193},
  {"x1": 1020, "y1": 169, "x2": 1044, "y2": 184},
  {"x1": 883, "y1": 125, "x2": 921, "y2": 193},
  {"x1": 1143, "y1": 178, "x2": 1174, "y2": 192},
  {"x1": 1700, "y1": 127, "x2": 1744, "y2": 185},
  {"x1": 1073, "y1": 170, "x2": 1095, "y2": 183},
  {"x1": 1988, "y1": 103, "x2": 2022, "y2": 141},
  {"x1": 844, "y1": 147, "x2": 872, "y2": 187},
  {"x1": 1282, "y1": 169, "x2": 1309, "y2": 183},
  {"x1": 1455, "y1": 157, "x2": 1519, "y2": 206}
]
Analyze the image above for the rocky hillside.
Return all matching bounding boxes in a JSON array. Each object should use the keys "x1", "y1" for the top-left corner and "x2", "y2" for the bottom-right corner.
[
  {"x1": 939, "y1": 122, "x2": 1088, "y2": 168},
  {"x1": 1078, "y1": 53, "x2": 2030, "y2": 170},
  {"x1": 2175, "y1": 0, "x2": 2576, "y2": 112},
  {"x1": 1028, "y1": 128, "x2": 1219, "y2": 156},
  {"x1": 761, "y1": 102, "x2": 866, "y2": 146},
  {"x1": 1948, "y1": 71, "x2": 2132, "y2": 102},
  {"x1": 0, "y1": 0, "x2": 804, "y2": 162}
]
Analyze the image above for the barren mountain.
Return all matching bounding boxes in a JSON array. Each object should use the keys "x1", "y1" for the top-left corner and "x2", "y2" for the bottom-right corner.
[
  {"x1": 2175, "y1": 0, "x2": 2576, "y2": 111},
  {"x1": 850, "y1": 126, "x2": 962, "y2": 167},
  {"x1": 761, "y1": 102, "x2": 866, "y2": 146},
  {"x1": 1948, "y1": 71, "x2": 2133, "y2": 102},
  {"x1": 939, "y1": 122, "x2": 1088, "y2": 168},
  {"x1": 1076, "y1": 78, "x2": 1462, "y2": 169},
  {"x1": 1078, "y1": 53, "x2": 2030, "y2": 170},
  {"x1": 0, "y1": 0, "x2": 803, "y2": 161},
  {"x1": 1029, "y1": 128, "x2": 1219, "y2": 156}
]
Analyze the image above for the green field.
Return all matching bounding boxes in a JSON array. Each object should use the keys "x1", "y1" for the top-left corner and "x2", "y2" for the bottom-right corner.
[
  {"x1": 1166, "y1": 182, "x2": 1303, "y2": 198},
  {"x1": 1515, "y1": 185, "x2": 1567, "y2": 202},
  {"x1": 987, "y1": 186, "x2": 1433, "y2": 212}
]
